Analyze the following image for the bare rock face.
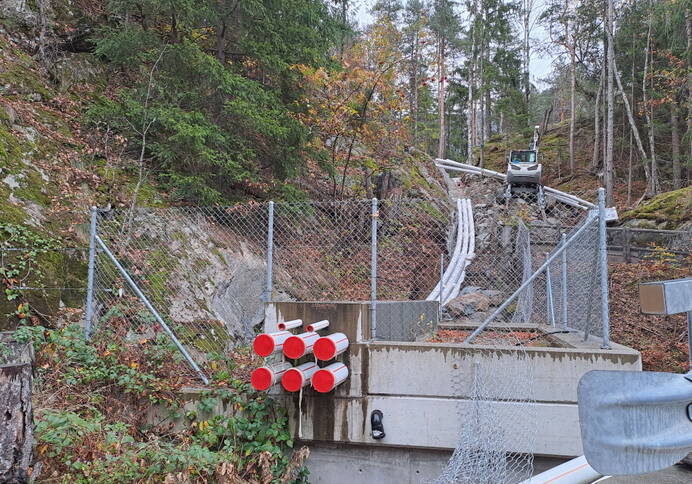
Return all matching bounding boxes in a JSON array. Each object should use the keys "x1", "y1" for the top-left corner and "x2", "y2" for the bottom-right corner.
[{"x1": 447, "y1": 292, "x2": 491, "y2": 317}]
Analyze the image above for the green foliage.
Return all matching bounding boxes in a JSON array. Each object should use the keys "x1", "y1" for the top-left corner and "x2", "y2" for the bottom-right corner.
[
  {"x1": 88, "y1": 0, "x2": 343, "y2": 204},
  {"x1": 27, "y1": 323, "x2": 309, "y2": 482}
]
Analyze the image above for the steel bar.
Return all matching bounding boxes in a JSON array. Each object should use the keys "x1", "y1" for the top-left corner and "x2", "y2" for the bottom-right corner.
[
  {"x1": 561, "y1": 233, "x2": 569, "y2": 329},
  {"x1": 545, "y1": 253, "x2": 555, "y2": 327},
  {"x1": 370, "y1": 198, "x2": 378, "y2": 340},
  {"x1": 84, "y1": 206, "x2": 97, "y2": 339},
  {"x1": 598, "y1": 188, "x2": 611, "y2": 349},
  {"x1": 265, "y1": 201, "x2": 274, "y2": 302},
  {"x1": 95, "y1": 234, "x2": 209, "y2": 385},
  {"x1": 465, "y1": 214, "x2": 597, "y2": 344}
]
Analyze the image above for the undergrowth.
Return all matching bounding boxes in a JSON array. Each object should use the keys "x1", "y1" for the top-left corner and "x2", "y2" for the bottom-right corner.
[
  {"x1": 609, "y1": 250, "x2": 691, "y2": 373},
  {"x1": 15, "y1": 323, "x2": 308, "y2": 483}
]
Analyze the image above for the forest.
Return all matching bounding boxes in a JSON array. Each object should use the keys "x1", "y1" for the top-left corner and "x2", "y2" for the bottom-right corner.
[
  {"x1": 0, "y1": 0, "x2": 691, "y2": 482},
  {"x1": 7, "y1": 0, "x2": 687, "y2": 208}
]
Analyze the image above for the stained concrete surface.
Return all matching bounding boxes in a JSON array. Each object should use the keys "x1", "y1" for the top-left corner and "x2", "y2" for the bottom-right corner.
[{"x1": 604, "y1": 464, "x2": 692, "y2": 484}]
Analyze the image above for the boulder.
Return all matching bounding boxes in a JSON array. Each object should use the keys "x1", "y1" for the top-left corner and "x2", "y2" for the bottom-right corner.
[
  {"x1": 448, "y1": 292, "x2": 491, "y2": 317},
  {"x1": 481, "y1": 289, "x2": 504, "y2": 306}
]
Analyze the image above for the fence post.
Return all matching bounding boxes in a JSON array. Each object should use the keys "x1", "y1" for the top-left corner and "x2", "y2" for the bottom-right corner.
[
  {"x1": 439, "y1": 254, "x2": 444, "y2": 319},
  {"x1": 598, "y1": 188, "x2": 611, "y2": 349},
  {"x1": 561, "y1": 233, "x2": 569, "y2": 329},
  {"x1": 545, "y1": 252, "x2": 556, "y2": 327},
  {"x1": 84, "y1": 206, "x2": 97, "y2": 339},
  {"x1": 370, "y1": 198, "x2": 378, "y2": 340},
  {"x1": 623, "y1": 227, "x2": 631, "y2": 263},
  {"x1": 265, "y1": 201, "x2": 274, "y2": 303}
]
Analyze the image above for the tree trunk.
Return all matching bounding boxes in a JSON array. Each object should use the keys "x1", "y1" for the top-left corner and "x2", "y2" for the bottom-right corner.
[
  {"x1": 522, "y1": 0, "x2": 531, "y2": 107},
  {"x1": 687, "y1": 8, "x2": 692, "y2": 184},
  {"x1": 613, "y1": 56, "x2": 651, "y2": 184},
  {"x1": 215, "y1": 21, "x2": 227, "y2": 64},
  {"x1": 642, "y1": 11, "x2": 659, "y2": 195},
  {"x1": 569, "y1": 41, "x2": 576, "y2": 174},
  {"x1": 672, "y1": 99, "x2": 681, "y2": 189},
  {"x1": 437, "y1": 38, "x2": 446, "y2": 159},
  {"x1": 605, "y1": 0, "x2": 614, "y2": 205},
  {"x1": 591, "y1": 65, "x2": 603, "y2": 170},
  {"x1": 0, "y1": 341, "x2": 33, "y2": 483}
]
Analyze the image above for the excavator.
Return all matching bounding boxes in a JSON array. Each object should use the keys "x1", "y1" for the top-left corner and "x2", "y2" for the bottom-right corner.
[{"x1": 503, "y1": 125, "x2": 545, "y2": 209}]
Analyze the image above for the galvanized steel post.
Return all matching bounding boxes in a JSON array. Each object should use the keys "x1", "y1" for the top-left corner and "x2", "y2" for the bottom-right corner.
[
  {"x1": 598, "y1": 188, "x2": 611, "y2": 349},
  {"x1": 370, "y1": 198, "x2": 378, "y2": 340},
  {"x1": 439, "y1": 254, "x2": 444, "y2": 320},
  {"x1": 545, "y1": 252, "x2": 556, "y2": 327},
  {"x1": 265, "y1": 201, "x2": 274, "y2": 303},
  {"x1": 84, "y1": 206, "x2": 97, "y2": 339},
  {"x1": 561, "y1": 232, "x2": 568, "y2": 329}
]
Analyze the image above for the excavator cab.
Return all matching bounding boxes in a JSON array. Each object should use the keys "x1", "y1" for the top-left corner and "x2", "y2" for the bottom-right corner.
[{"x1": 503, "y1": 126, "x2": 545, "y2": 207}]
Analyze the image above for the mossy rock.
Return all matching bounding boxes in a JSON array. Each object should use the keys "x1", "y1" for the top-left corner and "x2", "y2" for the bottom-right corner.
[{"x1": 621, "y1": 187, "x2": 692, "y2": 230}]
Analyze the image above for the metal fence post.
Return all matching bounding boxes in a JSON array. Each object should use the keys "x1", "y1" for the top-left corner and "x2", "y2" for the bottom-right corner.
[
  {"x1": 84, "y1": 206, "x2": 97, "y2": 339},
  {"x1": 598, "y1": 188, "x2": 611, "y2": 349},
  {"x1": 561, "y1": 232, "x2": 569, "y2": 329},
  {"x1": 370, "y1": 198, "x2": 378, "y2": 340},
  {"x1": 265, "y1": 201, "x2": 274, "y2": 303},
  {"x1": 439, "y1": 254, "x2": 444, "y2": 319},
  {"x1": 545, "y1": 253, "x2": 556, "y2": 327}
]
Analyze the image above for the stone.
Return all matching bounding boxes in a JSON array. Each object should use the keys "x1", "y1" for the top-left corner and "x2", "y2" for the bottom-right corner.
[
  {"x1": 481, "y1": 289, "x2": 504, "y2": 306},
  {"x1": 0, "y1": 102, "x2": 16, "y2": 126},
  {"x1": 447, "y1": 292, "x2": 491, "y2": 317},
  {"x1": 460, "y1": 285, "x2": 481, "y2": 296}
]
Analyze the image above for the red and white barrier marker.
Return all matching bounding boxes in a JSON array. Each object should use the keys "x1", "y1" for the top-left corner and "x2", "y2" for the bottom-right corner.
[
  {"x1": 312, "y1": 362, "x2": 349, "y2": 393},
  {"x1": 253, "y1": 330, "x2": 291, "y2": 357},
  {"x1": 314, "y1": 333, "x2": 349, "y2": 361},
  {"x1": 277, "y1": 319, "x2": 303, "y2": 331},
  {"x1": 306, "y1": 319, "x2": 329, "y2": 332},
  {"x1": 281, "y1": 362, "x2": 319, "y2": 392},
  {"x1": 250, "y1": 362, "x2": 291, "y2": 391},
  {"x1": 283, "y1": 331, "x2": 319, "y2": 359}
]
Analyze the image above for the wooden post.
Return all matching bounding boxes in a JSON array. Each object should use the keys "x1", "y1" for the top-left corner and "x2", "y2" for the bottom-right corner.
[{"x1": 0, "y1": 336, "x2": 33, "y2": 483}]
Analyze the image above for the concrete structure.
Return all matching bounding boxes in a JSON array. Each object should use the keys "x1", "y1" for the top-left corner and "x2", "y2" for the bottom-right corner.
[{"x1": 264, "y1": 301, "x2": 641, "y2": 481}]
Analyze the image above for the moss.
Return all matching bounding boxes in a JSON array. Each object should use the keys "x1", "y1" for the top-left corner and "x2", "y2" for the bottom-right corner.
[
  {"x1": 0, "y1": 124, "x2": 22, "y2": 165},
  {"x1": 621, "y1": 187, "x2": 692, "y2": 229}
]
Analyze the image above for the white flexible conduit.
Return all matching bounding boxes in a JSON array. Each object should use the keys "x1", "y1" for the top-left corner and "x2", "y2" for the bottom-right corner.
[
  {"x1": 519, "y1": 455, "x2": 606, "y2": 484},
  {"x1": 427, "y1": 198, "x2": 475, "y2": 306},
  {"x1": 435, "y1": 158, "x2": 596, "y2": 211}
]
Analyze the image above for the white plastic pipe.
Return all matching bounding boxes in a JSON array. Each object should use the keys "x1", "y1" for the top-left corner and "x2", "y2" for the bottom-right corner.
[
  {"x1": 306, "y1": 320, "x2": 330, "y2": 332},
  {"x1": 312, "y1": 362, "x2": 349, "y2": 393},
  {"x1": 314, "y1": 333, "x2": 349, "y2": 361},
  {"x1": 250, "y1": 362, "x2": 292, "y2": 391},
  {"x1": 253, "y1": 330, "x2": 292, "y2": 357},
  {"x1": 283, "y1": 331, "x2": 320, "y2": 359},
  {"x1": 520, "y1": 456, "x2": 604, "y2": 484},
  {"x1": 281, "y1": 362, "x2": 319, "y2": 392},
  {"x1": 278, "y1": 319, "x2": 303, "y2": 331}
]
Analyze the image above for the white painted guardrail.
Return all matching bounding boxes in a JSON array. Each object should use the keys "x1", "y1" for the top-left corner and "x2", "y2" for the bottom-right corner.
[{"x1": 427, "y1": 198, "x2": 475, "y2": 306}]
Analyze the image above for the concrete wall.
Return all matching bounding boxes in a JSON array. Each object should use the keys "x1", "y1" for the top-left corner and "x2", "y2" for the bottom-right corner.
[{"x1": 264, "y1": 302, "x2": 642, "y2": 458}]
